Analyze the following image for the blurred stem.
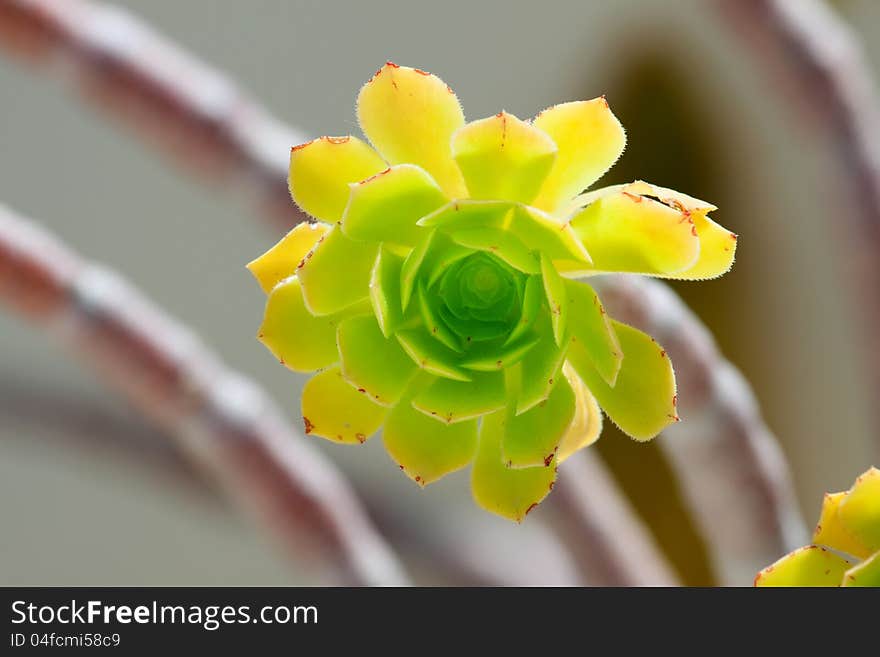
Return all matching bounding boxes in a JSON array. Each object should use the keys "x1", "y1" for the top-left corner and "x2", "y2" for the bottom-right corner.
[
  {"x1": 718, "y1": 0, "x2": 880, "y2": 454},
  {"x1": 0, "y1": 204, "x2": 409, "y2": 586}
]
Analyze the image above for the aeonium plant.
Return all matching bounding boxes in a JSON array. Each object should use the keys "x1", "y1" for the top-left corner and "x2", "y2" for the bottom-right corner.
[
  {"x1": 756, "y1": 467, "x2": 879, "y2": 586},
  {"x1": 248, "y1": 62, "x2": 737, "y2": 521}
]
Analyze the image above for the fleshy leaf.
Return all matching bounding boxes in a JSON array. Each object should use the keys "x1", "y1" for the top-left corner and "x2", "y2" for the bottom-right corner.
[
  {"x1": 557, "y1": 363, "x2": 603, "y2": 463},
  {"x1": 619, "y1": 181, "x2": 735, "y2": 280},
  {"x1": 412, "y1": 370, "x2": 506, "y2": 424},
  {"x1": 357, "y1": 62, "x2": 466, "y2": 197},
  {"x1": 449, "y1": 226, "x2": 540, "y2": 274},
  {"x1": 503, "y1": 373, "x2": 575, "y2": 469},
  {"x1": 451, "y1": 111, "x2": 557, "y2": 203},
  {"x1": 566, "y1": 190, "x2": 699, "y2": 277},
  {"x1": 511, "y1": 205, "x2": 591, "y2": 266},
  {"x1": 504, "y1": 275, "x2": 543, "y2": 346},
  {"x1": 397, "y1": 328, "x2": 472, "y2": 381},
  {"x1": 302, "y1": 366, "x2": 386, "y2": 444},
  {"x1": 337, "y1": 314, "x2": 418, "y2": 407},
  {"x1": 754, "y1": 545, "x2": 852, "y2": 587},
  {"x1": 289, "y1": 136, "x2": 387, "y2": 222},
  {"x1": 515, "y1": 317, "x2": 567, "y2": 415},
  {"x1": 370, "y1": 246, "x2": 406, "y2": 337},
  {"x1": 813, "y1": 491, "x2": 872, "y2": 560},
  {"x1": 471, "y1": 410, "x2": 558, "y2": 522},
  {"x1": 247, "y1": 222, "x2": 330, "y2": 294},
  {"x1": 383, "y1": 400, "x2": 478, "y2": 485},
  {"x1": 568, "y1": 320, "x2": 676, "y2": 441},
  {"x1": 540, "y1": 252, "x2": 568, "y2": 346},
  {"x1": 399, "y1": 228, "x2": 435, "y2": 311},
  {"x1": 417, "y1": 199, "x2": 512, "y2": 229},
  {"x1": 843, "y1": 551, "x2": 880, "y2": 587},
  {"x1": 417, "y1": 281, "x2": 462, "y2": 352},
  {"x1": 838, "y1": 467, "x2": 880, "y2": 555},
  {"x1": 531, "y1": 98, "x2": 626, "y2": 214},
  {"x1": 298, "y1": 225, "x2": 378, "y2": 315},
  {"x1": 564, "y1": 279, "x2": 622, "y2": 386},
  {"x1": 461, "y1": 333, "x2": 540, "y2": 372},
  {"x1": 258, "y1": 276, "x2": 361, "y2": 372},
  {"x1": 342, "y1": 164, "x2": 447, "y2": 246}
]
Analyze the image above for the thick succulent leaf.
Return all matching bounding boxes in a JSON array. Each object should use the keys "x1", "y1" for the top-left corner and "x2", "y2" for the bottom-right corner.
[
  {"x1": 258, "y1": 276, "x2": 359, "y2": 372},
  {"x1": 515, "y1": 318, "x2": 568, "y2": 415},
  {"x1": 412, "y1": 370, "x2": 506, "y2": 424},
  {"x1": 511, "y1": 205, "x2": 591, "y2": 266},
  {"x1": 838, "y1": 467, "x2": 880, "y2": 555},
  {"x1": 417, "y1": 199, "x2": 513, "y2": 229},
  {"x1": 451, "y1": 111, "x2": 557, "y2": 203},
  {"x1": 564, "y1": 279, "x2": 622, "y2": 386},
  {"x1": 557, "y1": 363, "x2": 603, "y2": 463},
  {"x1": 461, "y1": 333, "x2": 540, "y2": 372},
  {"x1": 754, "y1": 546, "x2": 852, "y2": 587},
  {"x1": 664, "y1": 213, "x2": 736, "y2": 280},
  {"x1": 449, "y1": 226, "x2": 540, "y2": 274},
  {"x1": 540, "y1": 252, "x2": 568, "y2": 346},
  {"x1": 370, "y1": 246, "x2": 406, "y2": 336},
  {"x1": 298, "y1": 225, "x2": 378, "y2": 316},
  {"x1": 503, "y1": 374, "x2": 575, "y2": 469},
  {"x1": 621, "y1": 181, "x2": 735, "y2": 280},
  {"x1": 843, "y1": 551, "x2": 880, "y2": 587},
  {"x1": 289, "y1": 136, "x2": 387, "y2": 222},
  {"x1": 383, "y1": 400, "x2": 478, "y2": 485},
  {"x1": 417, "y1": 281, "x2": 462, "y2": 352},
  {"x1": 566, "y1": 190, "x2": 700, "y2": 277},
  {"x1": 342, "y1": 164, "x2": 447, "y2": 246},
  {"x1": 247, "y1": 222, "x2": 329, "y2": 294},
  {"x1": 504, "y1": 275, "x2": 543, "y2": 346},
  {"x1": 397, "y1": 328, "x2": 471, "y2": 381},
  {"x1": 337, "y1": 314, "x2": 418, "y2": 407},
  {"x1": 471, "y1": 410, "x2": 558, "y2": 522},
  {"x1": 357, "y1": 62, "x2": 466, "y2": 197},
  {"x1": 568, "y1": 320, "x2": 676, "y2": 441},
  {"x1": 813, "y1": 491, "x2": 872, "y2": 560},
  {"x1": 302, "y1": 366, "x2": 386, "y2": 444},
  {"x1": 531, "y1": 98, "x2": 626, "y2": 214}
]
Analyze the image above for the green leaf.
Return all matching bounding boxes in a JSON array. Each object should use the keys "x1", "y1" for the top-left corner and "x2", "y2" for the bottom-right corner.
[
  {"x1": 396, "y1": 328, "x2": 472, "y2": 381},
  {"x1": 567, "y1": 320, "x2": 676, "y2": 441},
  {"x1": 288, "y1": 136, "x2": 387, "y2": 223},
  {"x1": 302, "y1": 366, "x2": 386, "y2": 444},
  {"x1": 298, "y1": 225, "x2": 378, "y2": 315},
  {"x1": 471, "y1": 410, "x2": 558, "y2": 522},
  {"x1": 370, "y1": 245, "x2": 406, "y2": 337},
  {"x1": 843, "y1": 551, "x2": 880, "y2": 587},
  {"x1": 451, "y1": 111, "x2": 557, "y2": 204},
  {"x1": 754, "y1": 546, "x2": 852, "y2": 587},
  {"x1": 337, "y1": 314, "x2": 418, "y2": 406},
  {"x1": 448, "y1": 225, "x2": 540, "y2": 274},
  {"x1": 503, "y1": 373, "x2": 575, "y2": 468},
  {"x1": 515, "y1": 317, "x2": 568, "y2": 414},
  {"x1": 540, "y1": 252, "x2": 568, "y2": 346},
  {"x1": 412, "y1": 370, "x2": 506, "y2": 424},
  {"x1": 342, "y1": 164, "x2": 447, "y2": 246},
  {"x1": 258, "y1": 276, "x2": 368, "y2": 372},
  {"x1": 564, "y1": 279, "x2": 622, "y2": 386},
  {"x1": 383, "y1": 400, "x2": 478, "y2": 485}
]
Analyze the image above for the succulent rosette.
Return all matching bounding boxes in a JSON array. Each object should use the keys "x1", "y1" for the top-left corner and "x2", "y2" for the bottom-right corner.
[
  {"x1": 755, "y1": 467, "x2": 880, "y2": 587},
  {"x1": 248, "y1": 62, "x2": 737, "y2": 521}
]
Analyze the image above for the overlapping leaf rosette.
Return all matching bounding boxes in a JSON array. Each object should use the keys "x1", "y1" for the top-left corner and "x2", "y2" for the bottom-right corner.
[
  {"x1": 248, "y1": 63, "x2": 737, "y2": 520},
  {"x1": 755, "y1": 467, "x2": 880, "y2": 587}
]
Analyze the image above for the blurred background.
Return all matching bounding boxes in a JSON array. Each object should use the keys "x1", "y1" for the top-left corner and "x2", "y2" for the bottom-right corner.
[{"x1": 1, "y1": 0, "x2": 878, "y2": 586}]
